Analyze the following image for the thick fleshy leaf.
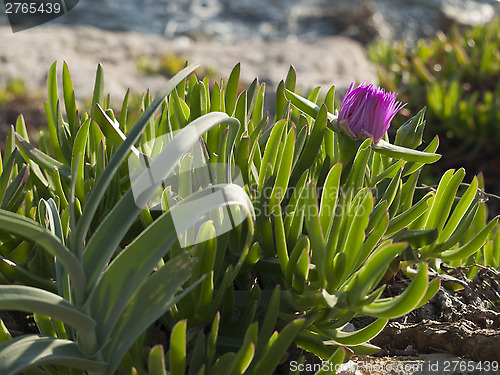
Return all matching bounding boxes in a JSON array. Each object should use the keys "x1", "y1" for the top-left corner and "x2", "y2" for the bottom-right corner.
[
  {"x1": 355, "y1": 209, "x2": 389, "y2": 270},
  {"x1": 340, "y1": 189, "x2": 373, "y2": 278},
  {"x1": 0, "y1": 255, "x2": 57, "y2": 292},
  {"x1": 0, "y1": 149, "x2": 19, "y2": 205},
  {"x1": 344, "y1": 242, "x2": 406, "y2": 305},
  {"x1": 270, "y1": 127, "x2": 295, "y2": 210},
  {"x1": 170, "y1": 320, "x2": 187, "y2": 375},
  {"x1": 399, "y1": 228, "x2": 439, "y2": 248},
  {"x1": 290, "y1": 105, "x2": 328, "y2": 182},
  {"x1": 104, "y1": 252, "x2": 197, "y2": 373},
  {"x1": 319, "y1": 164, "x2": 342, "y2": 239},
  {"x1": 0, "y1": 334, "x2": 106, "y2": 375},
  {"x1": 93, "y1": 104, "x2": 127, "y2": 148},
  {"x1": 226, "y1": 326, "x2": 255, "y2": 375},
  {"x1": 258, "y1": 119, "x2": 286, "y2": 190},
  {"x1": 432, "y1": 202, "x2": 479, "y2": 254},
  {"x1": 403, "y1": 135, "x2": 440, "y2": 176},
  {"x1": 314, "y1": 347, "x2": 347, "y2": 375},
  {"x1": 46, "y1": 62, "x2": 64, "y2": 161},
  {"x1": 286, "y1": 237, "x2": 310, "y2": 293},
  {"x1": 415, "y1": 277, "x2": 440, "y2": 309},
  {"x1": 62, "y1": 62, "x2": 78, "y2": 134},
  {"x1": 0, "y1": 210, "x2": 85, "y2": 305},
  {"x1": 90, "y1": 184, "x2": 254, "y2": 345},
  {"x1": 91, "y1": 64, "x2": 105, "y2": 113},
  {"x1": 71, "y1": 118, "x2": 90, "y2": 203},
  {"x1": 0, "y1": 164, "x2": 29, "y2": 212},
  {"x1": 15, "y1": 133, "x2": 71, "y2": 177},
  {"x1": 372, "y1": 139, "x2": 440, "y2": 163},
  {"x1": 148, "y1": 345, "x2": 168, "y2": 375},
  {"x1": 250, "y1": 318, "x2": 305, "y2": 375},
  {"x1": 425, "y1": 168, "x2": 465, "y2": 233},
  {"x1": 324, "y1": 318, "x2": 388, "y2": 346},
  {"x1": 76, "y1": 63, "x2": 200, "y2": 254},
  {"x1": 225, "y1": 63, "x2": 240, "y2": 116},
  {"x1": 387, "y1": 193, "x2": 433, "y2": 235},
  {"x1": 254, "y1": 287, "x2": 280, "y2": 361},
  {"x1": 438, "y1": 176, "x2": 479, "y2": 241},
  {"x1": 83, "y1": 112, "x2": 240, "y2": 290},
  {"x1": 360, "y1": 264, "x2": 429, "y2": 318},
  {"x1": 0, "y1": 286, "x2": 94, "y2": 332},
  {"x1": 285, "y1": 89, "x2": 337, "y2": 125},
  {"x1": 371, "y1": 158, "x2": 405, "y2": 186},
  {"x1": 273, "y1": 206, "x2": 288, "y2": 273},
  {"x1": 440, "y1": 217, "x2": 498, "y2": 261},
  {"x1": 345, "y1": 138, "x2": 372, "y2": 198}
]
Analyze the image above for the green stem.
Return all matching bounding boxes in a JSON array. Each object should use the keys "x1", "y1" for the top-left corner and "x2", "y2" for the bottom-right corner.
[{"x1": 79, "y1": 305, "x2": 106, "y2": 375}]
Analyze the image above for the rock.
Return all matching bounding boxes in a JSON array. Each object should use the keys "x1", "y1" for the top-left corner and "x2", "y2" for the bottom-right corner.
[
  {"x1": 439, "y1": 2, "x2": 497, "y2": 31},
  {"x1": 329, "y1": 1, "x2": 393, "y2": 44},
  {"x1": 2, "y1": 0, "x2": 499, "y2": 47},
  {"x1": 0, "y1": 24, "x2": 377, "y2": 103}
]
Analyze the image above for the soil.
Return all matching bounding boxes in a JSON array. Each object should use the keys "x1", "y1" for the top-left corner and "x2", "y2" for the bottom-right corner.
[
  {"x1": 276, "y1": 265, "x2": 500, "y2": 374},
  {"x1": 371, "y1": 265, "x2": 500, "y2": 362}
]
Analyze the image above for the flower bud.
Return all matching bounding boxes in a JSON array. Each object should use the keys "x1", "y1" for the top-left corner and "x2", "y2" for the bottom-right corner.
[
  {"x1": 395, "y1": 107, "x2": 426, "y2": 149},
  {"x1": 338, "y1": 82, "x2": 406, "y2": 144}
]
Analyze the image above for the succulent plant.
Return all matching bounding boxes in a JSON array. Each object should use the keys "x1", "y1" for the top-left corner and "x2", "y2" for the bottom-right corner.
[{"x1": 0, "y1": 61, "x2": 496, "y2": 375}]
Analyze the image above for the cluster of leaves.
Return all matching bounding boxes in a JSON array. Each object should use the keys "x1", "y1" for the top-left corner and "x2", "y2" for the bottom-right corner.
[
  {"x1": 0, "y1": 61, "x2": 497, "y2": 375},
  {"x1": 368, "y1": 18, "x2": 500, "y2": 156}
]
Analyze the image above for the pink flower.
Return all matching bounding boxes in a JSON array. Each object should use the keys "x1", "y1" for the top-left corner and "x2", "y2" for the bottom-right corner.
[{"x1": 338, "y1": 82, "x2": 406, "y2": 143}]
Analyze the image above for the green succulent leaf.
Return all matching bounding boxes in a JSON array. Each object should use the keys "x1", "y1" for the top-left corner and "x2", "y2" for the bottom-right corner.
[
  {"x1": 290, "y1": 105, "x2": 328, "y2": 182},
  {"x1": 360, "y1": 264, "x2": 429, "y2": 318},
  {"x1": 0, "y1": 334, "x2": 106, "y2": 375},
  {"x1": 250, "y1": 318, "x2": 305, "y2": 375},
  {"x1": 415, "y1": 277, "x2": 440, "y2": 309},
  {"x1": 148, "y1": 345, "x2": 168, "y2": 375},
  {"x1": 372, "y1": 140, "x2": 441, "y2": 163},
  {"x1": 0, "y1": 255, "x2": 57, "y2": 292},
  {"x1": 314, "y1": 346, "x2": 346, "y2": 375},
  {"x1": 440, "y1": 216, "x2": 498, "y2": 261},
  {"x1": 0, "y1": 149, "x2": 19, "y2": 206},
  {"x1": 46, "y1": 62, "x2": 64, "y2": 161},
  {"x1": 93, "y1": 104, "x2": 129, "y2": 150},
  {"x1": 425, "y1": 168, "x2": 465, "y2": 233},
  {"x1": 319, "y1": 163, "x2": 342, "y2": 239},
  {"x1": 76, "y1": 63, "x2": 200, "y2": 256},
  {"x1": 1, "y1": 164, "x2": 29, "y2": 212},
  {"x1": 402, "y1": 136, "x2": 440, "y2": 177},
  {"x1": 226, "y1": 326, "x2": 255, "y2": 375},
  {"x1": 387, "y1": 193, "x2": 433, "y2": 235},
  {"x1": 15, "y1": 133, "x2": 71, "y2": 177},
  {"x1": 258, "y1": 119, "x2": 286, "y2": 190},
  {"x1": 0, "y1": 210, "x2": 85, "y2": 305},
  {"x1": 104, "y1": 252, "x2": 197, "y2": 374},
  {"x1": 170, "y1": 320, "x2": 187, "y2": 375},
  {"x1": 82, "y1": 112, "x2": 240, "y2": 291},
  {"x1": 324, "y1": 318, "x2": 388, "y2": 346},
  {"x1": 0, "y1": 286, "x2": 94, "y2": 333},
  {"x1": 285, "y1": 90, "x2": 337, "y2": 125},
  {"x1": 225, "y1": 63, "x2": 241, "y2": 116}
]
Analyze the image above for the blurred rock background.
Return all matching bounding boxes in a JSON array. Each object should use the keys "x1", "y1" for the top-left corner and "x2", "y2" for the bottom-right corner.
[
  {"x1": 0, "y1": 0, "x2": 499, "y2": 134},
  {"x1": 1, "y1": 0, "x2": 499, "y2": 94}
]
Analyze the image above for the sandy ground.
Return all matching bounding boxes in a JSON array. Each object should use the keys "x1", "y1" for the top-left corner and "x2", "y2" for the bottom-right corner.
[{"x1": 0, "y1": 24, "x2": 377, "y2": 102}]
